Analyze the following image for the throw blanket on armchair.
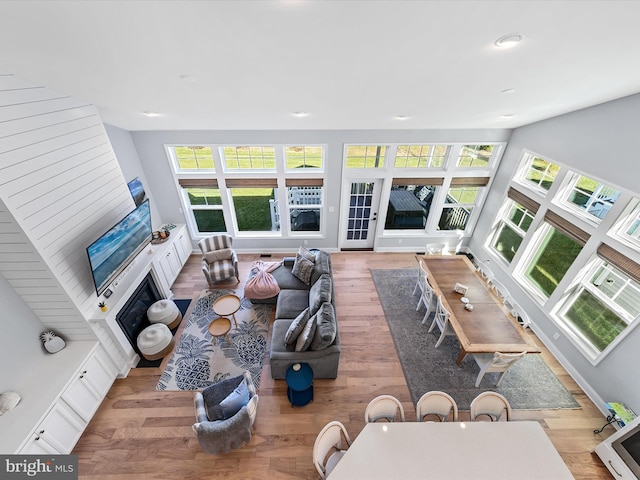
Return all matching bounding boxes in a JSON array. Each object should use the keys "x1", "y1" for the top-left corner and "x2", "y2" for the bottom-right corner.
[{"x1": 245, "y1": 261, "x2": 282, "y2": 299}]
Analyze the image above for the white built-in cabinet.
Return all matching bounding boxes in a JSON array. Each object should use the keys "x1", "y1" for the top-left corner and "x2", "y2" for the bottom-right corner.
[
  {"x1": 154, "y1": 224, "x2": 193, "y2": 292},
  {"x1": 12, "y1": 344, "x2": 116, "y2": 454},
  {"x1": 594, "y1": 416, "x2": 640, "y2": 479}
]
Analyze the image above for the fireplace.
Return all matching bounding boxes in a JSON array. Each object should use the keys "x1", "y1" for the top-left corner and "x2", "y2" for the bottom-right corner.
[{"x1": 115, "y1": 272, "x2": 162, "y2": 355}]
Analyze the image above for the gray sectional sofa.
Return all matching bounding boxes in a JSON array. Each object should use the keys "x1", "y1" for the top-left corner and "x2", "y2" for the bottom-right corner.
[{"x1": 247, "y1": 250, "x2": 340, "y2": 379}]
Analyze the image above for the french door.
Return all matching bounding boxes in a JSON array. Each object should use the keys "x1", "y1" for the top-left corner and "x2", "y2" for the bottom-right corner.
[{"x1": 340, "y1": 180, "x2": 383, "y2": 250}]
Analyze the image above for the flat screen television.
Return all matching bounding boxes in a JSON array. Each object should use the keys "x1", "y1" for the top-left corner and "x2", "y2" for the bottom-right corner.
[{"x1": 87, "y1": 200, "x2": 153, "y2": 296}]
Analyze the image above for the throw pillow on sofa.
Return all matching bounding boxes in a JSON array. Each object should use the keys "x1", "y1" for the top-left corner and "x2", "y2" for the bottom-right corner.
[
  {"x1": 309, "y1": 273, "x2": 332, "y2": 316},
  {"x1": 292, "y1": 254, "x2": 314, "y2": 284},
  {"x1": 310, "y1": 302, "x2": 337, "y2": 351},
  {"x1": 284, "y1": 307, "x2": 310, "y2": 345},
  {"x1": 298, "y1": 244, "x2": 316, "y2": 262},
  {"x1": 295, "y1": 313, "x2": 317, "y2": 352}
]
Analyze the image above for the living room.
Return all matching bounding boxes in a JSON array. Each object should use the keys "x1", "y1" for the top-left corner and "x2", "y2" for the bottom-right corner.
[{"x1": 1, "y1": 1, "x2": 640, "y2": 478}]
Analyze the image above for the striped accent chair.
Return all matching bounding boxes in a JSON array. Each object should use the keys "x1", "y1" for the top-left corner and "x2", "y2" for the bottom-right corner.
[{"x1": 198, "y1": 234, "x2": 240, "y2": 287}]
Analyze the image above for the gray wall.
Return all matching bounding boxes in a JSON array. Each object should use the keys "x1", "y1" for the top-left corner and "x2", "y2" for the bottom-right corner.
[{"x1": 469, "y1": 93, "x2": 640, "y2": 413}]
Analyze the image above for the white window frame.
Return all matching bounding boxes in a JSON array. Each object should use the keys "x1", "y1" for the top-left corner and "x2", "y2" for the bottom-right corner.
[
  {"x1": 514, "y1": 150, "x2": 561, "y2": 197},
  {"x1": 555, "y1": 171, "x2": 621, "y2": 226},
  {"x1": 609, "y1": 198, "x2": 640, "y2": 250},
  {"x1": 394, "y1": 144, "x2": 450, "y2": 169},
  {"x1": 455, "y1": 144, "x2": 501, "y2": 169},
  {"x1": 488, "y1": 199, "x2": 536, "y2": 264},
  {"x1": 219, "y1": 145, "x2": 277, "y2": 172},
  {"x1": 284, "y1": 145, "x2": 325, "y2": 172}
]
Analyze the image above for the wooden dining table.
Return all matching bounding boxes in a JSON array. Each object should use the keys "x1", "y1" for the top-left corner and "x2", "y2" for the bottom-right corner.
[{"x1": 419, "y1": 255, "x2": 540, "y2": 364}]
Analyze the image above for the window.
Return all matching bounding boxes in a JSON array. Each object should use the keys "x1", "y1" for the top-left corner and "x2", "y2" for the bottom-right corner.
[
  {"x1": 285, "y1": 146, "x2": 323, "y2": 170},
  {"x1": 490, "y1": 188, "x2": 539, "y2": 263},
  {"x1": 222, "y1": 146, "x2": 276, "y2": 170},
  {"x1": 345, "y1": 145, "x2": 386, "y2": 168},
  {"x1": 173, "y1": 146, "x2": 215, "y2": 170},
  {"x1": 519, "y1": 153, "x2": 561, "y2": 193},
  {"x1": 561, "y1": 173, "x2": 620, "y2": 222},
  {"x1": 522, "y1": 211, "x2": 589, "y2": 298},
  {"x1": 385, "y1": 182, "x2": 438, "y2": 230},
  {"x1": 228, "y1": 184, "x2": 279, "y2": 232},
  {"x1": 394, "y1": 145, "x2": 448, "y2": 168},
  {"x1": 183, "y1": 185, "x2": 226, "y2": 233},
  {"x1": 437, "y1": 178, "x2": 488, "y2": 231},
  {"x1": 287, "y1": 184, "x2": 322, "y2": 232},
  {"x1": 558, "y1": 245, "x2": 640, "y2": 354},
  {"x1": 456, "y1": 144, "x2": 495, "y2": 168}
]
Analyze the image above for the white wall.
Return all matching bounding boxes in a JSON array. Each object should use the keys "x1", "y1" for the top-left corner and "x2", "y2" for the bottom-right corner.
[{"x1": 469, "y1": 93, "x2": 640, "y2": 413}]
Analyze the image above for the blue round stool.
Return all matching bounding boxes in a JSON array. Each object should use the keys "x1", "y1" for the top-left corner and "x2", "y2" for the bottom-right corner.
[{"x1": 285, "y1": 363, "x2": 314, "y2": 407}]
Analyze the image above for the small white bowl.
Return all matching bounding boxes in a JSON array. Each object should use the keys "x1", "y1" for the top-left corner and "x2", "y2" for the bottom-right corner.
[
  {"x1": 465, "y1": 303, "x2": 474, "y2": 311},
  {"x1": 460, "y1": 297, "x2": 469, "y2": 304}
]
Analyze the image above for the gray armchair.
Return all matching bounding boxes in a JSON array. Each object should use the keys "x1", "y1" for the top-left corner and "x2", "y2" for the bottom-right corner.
[
  {"x1": 198, "y1": 234, "x2": 240, "y2": 287},
  {"x1": 192, "y1": 371, "x2": 259, "y2": 455}
]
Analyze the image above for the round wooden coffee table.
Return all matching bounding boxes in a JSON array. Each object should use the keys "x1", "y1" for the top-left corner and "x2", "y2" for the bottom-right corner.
[
  {"x1": 208, "y1": 317, "x2": 232, "y2": 345},
  {"x1": 213, "y1": 294, "x2": 241, "y2": 329}
]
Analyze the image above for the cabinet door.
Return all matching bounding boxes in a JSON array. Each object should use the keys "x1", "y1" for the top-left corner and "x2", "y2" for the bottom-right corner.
[
  {"x1": 158, "y1": 247, "x2": 181, "y2": 286},
  {"x1": 21, "y1": 402, "x2": 85, "y2": 454},
  {"x1": 174, "y1": 227, "x2": 192, "y2": 265},
  {"x1": 61, "y1": 350, "x2": 115, "y2": 422}
]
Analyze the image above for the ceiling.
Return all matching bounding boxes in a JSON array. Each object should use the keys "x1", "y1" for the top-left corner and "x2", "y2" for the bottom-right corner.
[{"x1": 2, "y1": 0, "x2": 640, "y2": 131}]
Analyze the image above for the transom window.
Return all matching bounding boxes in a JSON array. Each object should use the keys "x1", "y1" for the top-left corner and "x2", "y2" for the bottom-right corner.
[
  {"x1": 394, "y1": 145, "x2": 448, "y2": 168},
  {"x1": 345, "y1": 145, "x2": 387, "y2": 168},
  {"x1": 222, "y1": 146, "x2": 276, "y2": 170},
  {"x1": 173, "y1": 146, "x2": 215, "y2": 170},
  {"x1": 456, "y1": 144, "x2": 495, "y2": 168},
  {"x1": 561, "y1": 173, "x2": 620, "y2": 223},
  {"x1": 285, "y1": 146, "x2": 323, "y2": 170},
  {"x1": 519, "y1": 153, "x2": 561, "y2": 193}
]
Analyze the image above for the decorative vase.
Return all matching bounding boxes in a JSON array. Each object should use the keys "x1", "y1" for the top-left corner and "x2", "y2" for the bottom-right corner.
[
  {"x1": 40, "y1": 331, "x2": 66, "y2": 354},
  {"x1": 99, "y1": 302, "x2": 107, "y2": 312}
]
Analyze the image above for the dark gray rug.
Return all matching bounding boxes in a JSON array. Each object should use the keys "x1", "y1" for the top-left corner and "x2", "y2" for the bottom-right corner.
[{"x1": 371, "y1": 268, "x2": 580, "y2": 411}]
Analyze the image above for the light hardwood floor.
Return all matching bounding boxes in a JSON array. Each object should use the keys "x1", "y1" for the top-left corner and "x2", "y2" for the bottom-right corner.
[{"x1": 73, "y1": 252, "x2": 614, "y2": 479}]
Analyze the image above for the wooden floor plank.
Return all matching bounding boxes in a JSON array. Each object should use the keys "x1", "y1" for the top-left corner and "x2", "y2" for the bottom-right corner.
[{"x1": 73, "y1": 252, "x2": 613, "y2": 479}]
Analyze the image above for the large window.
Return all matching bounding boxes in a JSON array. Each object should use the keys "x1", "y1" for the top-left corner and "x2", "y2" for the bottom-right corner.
[
  {"x1": 385, "y1": 183, "x2": 437, "y2": 230},
  {"x1": 228, "y1": 184, "x2": 279, "y2": 232},
  {"x1": 394, "y1": 145, "x2": 448, "y2": 168},
  {"x1": 182, "y1": 185, "x2": 226, "y2": 233},
  {"x1": 519, "y1": 153, "x2": 561, "y2": 193},
  {"x1": 523, "y1": 211, "x2": 589, "y2": 298},
  {"x1": 490, "y1": 188, "x2": 539, "y2": 263},
  {"x1": 438, "y1": 180, "x2": 486, "y2": 231},
  {"x1": 345, "y1": 145, "x2": 387, "y2": 168},
  {"x1": 558, "y1": 246, "x2": 640, "y2": 355},
  {"x1": 560, "y1": 173, "x2": 620, "y2": 222},
  {"x1": 287, "y1": 184, "x2": 322, "y2": 232}
]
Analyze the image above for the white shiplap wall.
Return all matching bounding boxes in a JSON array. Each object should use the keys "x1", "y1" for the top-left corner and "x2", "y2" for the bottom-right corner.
[{"x1": 0, "y1": 74, "x2": 136, "y2": 339}]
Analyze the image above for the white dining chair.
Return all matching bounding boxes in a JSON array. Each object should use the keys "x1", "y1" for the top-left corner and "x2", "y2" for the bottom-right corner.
[
  {"x1": 511, "y1": 302, "x2": 532, "y2": 329},
  {"x1": 476, "y1": 262, "x2": 495, "y2": 282},
  {"x1": 419, "y1": 281, "x2": 436, "y2": 324},
  {"x1": 313, "y1": 420, "x2": 352, "y2": 479},
  {"x1": 364, "y1": 395, "x2": 405, "y2": 423},
  {"x1": 425, "y1": 243, "x2": 447, "y2": 255},
  {"x1": 416, "y1": 391, "x2": 459, "y2": 422},
  {"x1": 413, "y1": 256, "x2": 429, "y2": 300},
  {"x1": 488, "y1": 278, "x2": 511, "y2": 305},
  {"x1": 470, "y1": 391, "x2": 512, "y2": 422},
  {"x1": 428, "y1": 296, "x2": 456, "y2": 348},
  {"x1": 471, "y1": 351, "x2": 527, "y2": 387}
]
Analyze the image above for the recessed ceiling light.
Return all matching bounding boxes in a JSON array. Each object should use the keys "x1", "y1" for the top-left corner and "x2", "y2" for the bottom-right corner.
[
  {"x1": 142, "y1": 111, "x2": 160, "y2": 117},
  {"x1": 499, "y1": 114, "x2": 515, "y2": 119},
  {"x1": 494, "y1": 33, "x2": 524, "y2": 48},
  {"x1": 292, "y1": 111, "x2": 308, "y2": 117},
  {"x1": 394, "y1": 115, "x2": 410, "y2": 120},
  {"x1": 179, "y1": 74, "x2": 197, "y2": 82},
  {"x1": 501, "y1": 88, "x2": 516, "y2": 94}
]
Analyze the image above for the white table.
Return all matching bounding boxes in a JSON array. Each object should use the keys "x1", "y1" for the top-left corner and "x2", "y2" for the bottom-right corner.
[{"x1": 327, "y1": 421, "x2": 574, "y2": 480}]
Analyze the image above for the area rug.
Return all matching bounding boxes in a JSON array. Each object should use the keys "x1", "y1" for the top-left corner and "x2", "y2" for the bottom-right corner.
[
  {"x1": 136, "y1": 298, "x2": 192, "y2": 368},
  {"x1": 371, "y1": 268, "x2": 580, "y2": 411},
  {"x1": 156, "y1": 288, "x2": 272, "y2": 391}
]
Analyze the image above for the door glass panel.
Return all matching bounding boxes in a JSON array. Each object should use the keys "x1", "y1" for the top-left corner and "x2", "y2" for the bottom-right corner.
[{"x1": 347, "y1": 182, "x2": 374, "y2": 240}]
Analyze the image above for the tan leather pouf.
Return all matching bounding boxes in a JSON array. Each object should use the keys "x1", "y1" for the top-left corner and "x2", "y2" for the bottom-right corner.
[
  {"x1": 137, "y1": 323, "x2": 175, "y2": 361},
  {"x1": 147, "y1": 299, "x2": 182, "y2": 330}
]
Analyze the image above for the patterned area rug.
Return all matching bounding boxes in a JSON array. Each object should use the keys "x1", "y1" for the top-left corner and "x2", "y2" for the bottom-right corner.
[
  {"x1": 156, "y1": 288, "x2": 272, "y2": 391},
  {"x1": 371, "y1": 268, "x2": 581, "y2": 411}
]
